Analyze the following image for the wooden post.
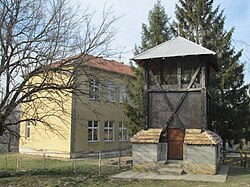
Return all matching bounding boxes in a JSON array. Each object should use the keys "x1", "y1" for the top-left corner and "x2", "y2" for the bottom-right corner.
[
  {"x1": 98, "y1": 153, "x2": 101, "y2": 174},
  {"x1": 43, "y1": 152, "x2": 45, "y2": 171},
  {"x1": 73, "y1": 153, "x2": 76, "y2": 174},
  {"x1": 240, "y1": 150, "x2": 243, "y2": 166},
  {"x1": 201, "y1": 60, "x2": 207, "y2": 131},
  {"x1": 16, "y1": 153, "x2": 19, "y2": 171},
  {"x1": 144, "y1": 61, "x2": 149, "y2": 130},
  {"x1": 118, "y1": 150, "x2": 121, "y2": 169},
  {"x1": 177, "y1": 61, "x2": 181, "y2": 89},
  {"x1": 5, "y1": 154, "x2": 7, "y2": 170},
  {"x1": 244, "y1": 153, "x2": 248, "y2": 169}
]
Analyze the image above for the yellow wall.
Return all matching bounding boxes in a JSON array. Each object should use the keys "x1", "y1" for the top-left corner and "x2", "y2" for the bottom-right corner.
[
  {"x1": 19, "y1": 65, "x2": 132, "y2": 158},
  {"x1": 19, "y1": 71, "x2": 72, "y2": 157},
  {"x1": 73, "y1": 67, "x2": 130, "y2": 154}
]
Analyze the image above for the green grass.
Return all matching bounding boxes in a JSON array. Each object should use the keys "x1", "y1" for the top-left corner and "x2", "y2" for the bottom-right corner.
[
  {"x1": 0, "y1": 154, "x2": 250, "y2": 187},
  {"x1": 0, "y1": 153, "x2": 99, "y2": 171}
]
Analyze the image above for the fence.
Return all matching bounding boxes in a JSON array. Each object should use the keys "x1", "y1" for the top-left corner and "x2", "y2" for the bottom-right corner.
[
  {"x1": 0, "y1": 151, "x2": 133, "y2": 175},
  {"x1": 222, "y1": 151, "x2": 250, "y2": 168}
]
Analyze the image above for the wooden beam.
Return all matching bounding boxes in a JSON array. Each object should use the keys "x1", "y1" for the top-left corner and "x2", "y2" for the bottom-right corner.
[
  {"x1": 144, "y1": 61, "x2": 149, "y2": 130},
  {"x1": 149, "y1": 69, "x2": 185, "y2": 130},
  {"x1": 177, "y1": 61, "x2": 182, "y2": 89},
  {"x1": 164, "y1": 66, "x2": 202, "y2": 130},
  {"x1": 201, "y1": 59, "x2": 208, "y2": 131}
]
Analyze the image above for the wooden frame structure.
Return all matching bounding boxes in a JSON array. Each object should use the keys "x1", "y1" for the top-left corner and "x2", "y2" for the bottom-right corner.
[{"x1": 133, "y1": 37, "x2": 218, "y2": 160}]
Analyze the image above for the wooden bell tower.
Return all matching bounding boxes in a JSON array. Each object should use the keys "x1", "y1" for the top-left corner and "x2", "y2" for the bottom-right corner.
[{"x1": 132, "y1": 37, "x2": 218, "y2": 160}]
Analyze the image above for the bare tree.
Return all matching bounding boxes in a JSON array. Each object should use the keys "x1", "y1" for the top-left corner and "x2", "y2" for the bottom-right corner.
[{"x1": 0, "y1": 0, "x2": 119, "y2": 138}]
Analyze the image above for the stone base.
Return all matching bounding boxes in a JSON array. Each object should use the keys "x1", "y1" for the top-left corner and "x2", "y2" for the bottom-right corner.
[
  {"x1": 133, "y1": 162, "x2": 165, "y2": 173},
  {"x1": 183, "y1": 162, "x2": 217, "y2": 174}
]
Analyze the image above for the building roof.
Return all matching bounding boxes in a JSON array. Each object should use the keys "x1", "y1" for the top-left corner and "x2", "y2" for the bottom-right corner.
[
  {"x1": 184, "y1": 129, "x2": 222, "y2": 145},
  {"x1": 130, "y1": 128, "x2": 163, "y2": 144},
  {"x1": 84, "y1": 55, "x2": 134, "y2": 77},
  {"x1": 52, "y1": 54, "x2": 134, "y2": 77},
  {"x1": 133, "y1": 36, "x2": 216, "y2": 60},
  {"x1": 132, "y1": 36, "x2": 218, "y2": 71}
]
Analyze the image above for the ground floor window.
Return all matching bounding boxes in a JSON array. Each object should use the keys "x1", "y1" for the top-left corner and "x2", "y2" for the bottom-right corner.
[
  {"x1": 88, "y1": 121, "x2": 99, "y2": 142},
  {"x1": 104, "y1": 121, "x2": 114, "y2": 141},
  {"x1": 119, "y1": 121, "x2": 127, "y2": 141}
]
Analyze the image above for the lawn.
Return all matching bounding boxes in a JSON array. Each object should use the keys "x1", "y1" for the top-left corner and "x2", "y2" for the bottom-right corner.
[{"x1": 0, "y1": 154, "x2": 249, "y2": 187}]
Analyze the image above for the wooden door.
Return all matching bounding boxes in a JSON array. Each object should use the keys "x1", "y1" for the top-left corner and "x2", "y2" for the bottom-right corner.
[{"x1": 168, "y1": 128, "x2": 184, "y2": 160}]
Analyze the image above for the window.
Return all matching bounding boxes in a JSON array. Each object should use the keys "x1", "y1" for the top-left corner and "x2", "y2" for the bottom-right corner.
[
  {"x1": 25, "y1": 121, "x2": 30, "y2": 138},
  {"x1": 119, "y1": 85, "x2": 127, "y2": 103},
  {"x1": 181, "y1": 61, "x2": 201, "y2": 85},
  {"x1": 119, "y1": 121, "x2": 128, "y2": 141},
  {"x1": 106, "y1": 82, "x2": 115, "y2": 102},
  {"x1": 162, "y1": 62, "x2": 178, "y2": 85},
  {"x1": 89, "y1": 79, "x2": 99, "y2": 100},
  {"x1": 181, "y1": 61, "x2": 201, "y2": 87},
  {"x1": 104, "y1": 121, "x2": 114, "y2": 141},
  {"x1": 88, "y1": 121, "x2": 99, "y2": 142}
]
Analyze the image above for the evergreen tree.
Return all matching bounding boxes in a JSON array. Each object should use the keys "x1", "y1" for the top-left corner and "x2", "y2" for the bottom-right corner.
[
  {"x1": 123, "y1": 1, "x2": 172, "y2": 135},
  {"x1": 175, "y1": 0, "x2": 250, "y2": 149},
  {"x1": 122, "y1": 65, "x2": 144, "y2": 136},
  {"x1": 135, "y1": 0, "x2": 172, "y2": 54}
]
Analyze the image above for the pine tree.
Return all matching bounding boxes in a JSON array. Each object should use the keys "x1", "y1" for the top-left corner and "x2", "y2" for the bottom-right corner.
[
  {"x1": 175, "y1": 0, "x2": 250, "y2": 149},
  {"x1": 122, "y1": 66, "x2": 144, "y2": 136},
  {"x1": 123, "y1": 1, "x2": 172, "y2": 135},
  {"x1": 135, "y1": 0, "x2": 172, "y2": 54}
]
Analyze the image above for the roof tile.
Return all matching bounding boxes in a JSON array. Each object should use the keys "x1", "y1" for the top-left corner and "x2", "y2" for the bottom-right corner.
[
  {"x1": 85, "y1": 56, "x2": 134, "y2": 77},
  {"x1": 130, "y1": 128, "x2": 163, "y2": 144},
  {"x1": 184, "y1": 129, "x2": 222, "y2": 145}
]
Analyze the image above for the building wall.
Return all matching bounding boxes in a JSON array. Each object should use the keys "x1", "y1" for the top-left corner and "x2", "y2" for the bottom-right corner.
[
  {"x1": 19, "y1": 73, "x2": 72, "y2": 158},
  {"x1": 72, "y1": 67, "x2": 131, "y2": 155},
  {"x1": 158, "y1": 142, "x2": 168, "y2": 161},
  {"x1": 19, "y1": 64, "x2": 132, "y2": 158},
  {"x1": 183, "y1": 144, "x2": 219, "y2": 174},
  {"x1": 132, "y1": 144, "x2": 158, "y2": 164}
]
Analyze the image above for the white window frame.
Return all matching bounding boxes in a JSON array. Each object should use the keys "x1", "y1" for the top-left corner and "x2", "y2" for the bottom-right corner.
[
  {"x1": 89, "y1": 79, "x2": 100, "y2": 100},
  {"x1": 88, "y1": 121, "x2": 99, "y2": 142},
  {"x1": 25, "y1": 121, "x2": 30, "y2": 139},
  {"x1": 106, "y1": 82, "x2": 115, "y2": 102},
  {"x1": 104, "y1": 121, "x2": 114, "y2": 141},
  {"x1": 119, "y1": 85, "x2": 127, "y2": 103},
  {"x1": 119, "y1": 121, "x2": 127, "y2": 141}
]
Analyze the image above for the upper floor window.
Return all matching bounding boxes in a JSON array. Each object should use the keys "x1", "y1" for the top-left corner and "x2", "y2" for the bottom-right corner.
[
  {"x1": 181, "y1": 61, "x2": 201, "y2": 85},
  {"x1": 89, "y1": 79, "x2": 99, "y2": 100},
  {"x1": 25, "y1": 121, "x2": 30, "y2": 139},
  {"x1": 104, "y1": 121, "x2": 114, "y2": 141},
  {"x1": 162, "y1": 62, "x2": 178, "y2": 85},
  {"x1": 106, "y1": 82, "x2": 115, "y2": 102},
  {"x1": 149, "y1": 61, "x2": 178, "y2": 85},
  {"x1": 88, "y1": 121, "x2": 99, "y2": 142},
  {"x1": 119, "y1": 85, "x2": 127, "y2": 103},
  {"x1": 149, "y1": 60, "x2": 201, "y2": 87},
  {"x1": 119, "y1": 121, "x2": 128, "y2": 141}
]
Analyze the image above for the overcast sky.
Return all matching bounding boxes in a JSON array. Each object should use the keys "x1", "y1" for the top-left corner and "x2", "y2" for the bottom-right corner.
[{"x1": 75, "y1": 0, "x2": 250, "y2": 83}]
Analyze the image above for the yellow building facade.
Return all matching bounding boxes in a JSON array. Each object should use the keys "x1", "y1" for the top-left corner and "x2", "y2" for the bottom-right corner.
[{"x1": 19, "y1": 56, "x2": 134, "y2": 158}]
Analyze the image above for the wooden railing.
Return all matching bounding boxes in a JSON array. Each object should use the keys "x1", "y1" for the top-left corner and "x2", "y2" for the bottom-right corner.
[{"x1": 228, "y1": 151, "x2": 250, "y2": 168}]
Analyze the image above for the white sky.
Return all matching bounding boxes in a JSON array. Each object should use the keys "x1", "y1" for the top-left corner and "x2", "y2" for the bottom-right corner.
[{"x1": 75, "y1": 0, "x2": 250, "y2": 83}]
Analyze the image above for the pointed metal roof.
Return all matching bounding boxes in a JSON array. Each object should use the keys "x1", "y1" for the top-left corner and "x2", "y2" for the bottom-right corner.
[
  {"x1": 132, "y1": 36, "x2": 216, "y2": 61},
  {"x1": 132, "y1": 36, "x2": 218, "y2": 71}
]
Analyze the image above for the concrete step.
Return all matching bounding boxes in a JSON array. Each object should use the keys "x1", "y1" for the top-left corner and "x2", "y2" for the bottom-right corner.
[
  {"x1": 166, "y1": 160, "x2": 184, "y2": 165},
  {"x1": 164, "y1": 163, "x2": 182, "y2": 169},
  {"x1": 165, "y1": 160, "x2": 184, "y2": 168},
  {"x1": 158, "y1": 167, "x2": 186, "y2": 175}
]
